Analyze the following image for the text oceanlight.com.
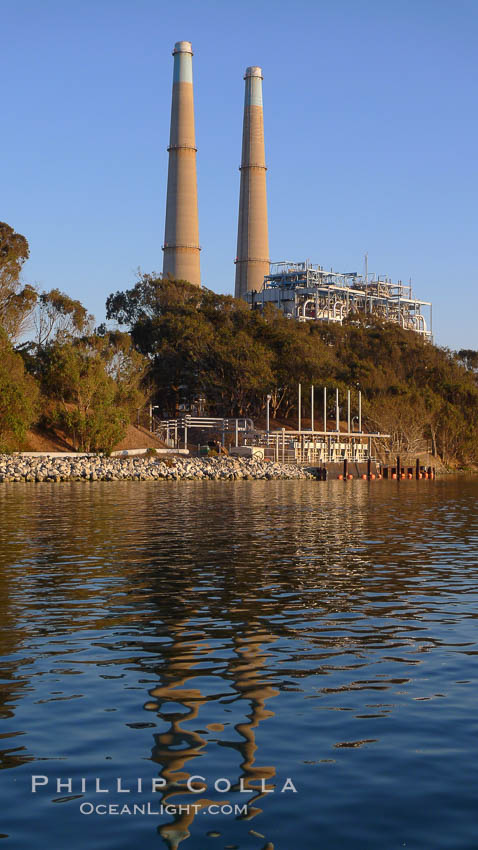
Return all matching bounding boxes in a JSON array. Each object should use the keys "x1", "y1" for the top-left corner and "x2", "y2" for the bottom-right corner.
[{"x1": 79, "y1": 802, "x2": 250, "y2": 816}]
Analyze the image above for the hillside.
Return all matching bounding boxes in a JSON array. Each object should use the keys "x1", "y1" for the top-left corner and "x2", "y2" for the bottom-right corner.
[
  {"x1": 105, "y1": 276, "x2": 478, "y2": 468},
  {"x1": 21, "y1": 423, "x2": 166, "y2": 454}
]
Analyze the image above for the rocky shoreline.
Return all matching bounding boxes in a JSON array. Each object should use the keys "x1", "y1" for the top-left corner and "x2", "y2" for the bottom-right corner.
[{"x1": 0, "y1": 454, "x2": 315, "y2": 483}]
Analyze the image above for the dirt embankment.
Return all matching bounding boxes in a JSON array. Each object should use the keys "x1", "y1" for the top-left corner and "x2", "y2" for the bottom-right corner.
[{"x1": 22, "y1": 424, "x2": 166, "y2": 453}]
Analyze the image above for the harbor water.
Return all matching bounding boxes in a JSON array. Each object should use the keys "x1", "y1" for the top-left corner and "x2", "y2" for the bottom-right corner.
[{"x1": 0, "y1": 478, "x2": 477, "y2": 849}]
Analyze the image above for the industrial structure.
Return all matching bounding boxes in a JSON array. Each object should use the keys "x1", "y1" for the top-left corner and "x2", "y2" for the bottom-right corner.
[
  {"x1": 153, "y1": 385, "x2": 387, "y2": 474},
  {"x1": 246, "y1": 261, "x2": 432, "y2": 338},
  {"x1": 159, "y1": 43, "x2": 432, "y2": 337},
  {"x1": 234, "y1": 67, "x2": 270, "y2": 298},
  {"x1": 162, "y1": 41, "x2": 201, "y2": 287}
]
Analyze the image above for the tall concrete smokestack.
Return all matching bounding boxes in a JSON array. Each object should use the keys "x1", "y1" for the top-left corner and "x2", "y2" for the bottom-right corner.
[
  {"x1": 234, "y1": 66, "x2": 269, "y2": 299},
  {"x1": 162, "y1": 41, "x2": 201, "y2": 286}
]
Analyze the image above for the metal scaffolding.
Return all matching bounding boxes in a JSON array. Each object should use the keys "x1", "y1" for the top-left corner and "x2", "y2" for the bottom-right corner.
[
  {"x1": 243, "y1": 430, "x2": 377, "y2": 465},
  {"x1": 152, "y1": 386, "x2": 390, "y2": 467},
  {"x1": 246, "y1": 260, "x2": 432, "y2": 338}
]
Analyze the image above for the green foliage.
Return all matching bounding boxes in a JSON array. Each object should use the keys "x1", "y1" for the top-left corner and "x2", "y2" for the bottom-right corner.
[
  {"x1": 457, "y1": 349, "x2": 478, "y2": 373},
  {"x1": 39, "y1": 333, "x2": 148, "y2": 453},
  {"x1": 0, "y1": 222, "x2": 37, "y2": 341},
  {"x1": 34, "y1": 288, "x2": 94, "y2": 346},
  {"x1": 55, "y1": 404, "x2": 127, "y2": 455},
  {"x1": 106, "y1": 276, "x2": 478, "y2": 466},
  {"x1": 0, "y1": 330, "x2": 39, "y2": 451}
]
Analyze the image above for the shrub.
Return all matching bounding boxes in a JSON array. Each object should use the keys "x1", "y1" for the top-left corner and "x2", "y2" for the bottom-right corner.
[{"x1": 0, "y1": 330, "x2": 39, "y2": 451}]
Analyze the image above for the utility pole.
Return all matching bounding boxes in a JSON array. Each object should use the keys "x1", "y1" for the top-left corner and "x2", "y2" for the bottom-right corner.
[
  {"x1": 364, "y1": 251, "x2": 368, "y2": 314},
  {"x1": 298, "y1": 383, "x2": 301, "y2": 433}
]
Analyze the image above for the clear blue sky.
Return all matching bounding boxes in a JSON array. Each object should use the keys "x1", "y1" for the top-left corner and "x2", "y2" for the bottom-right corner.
[{"x1": 3, "y1": 0, "x2": 477, "y2": 349}]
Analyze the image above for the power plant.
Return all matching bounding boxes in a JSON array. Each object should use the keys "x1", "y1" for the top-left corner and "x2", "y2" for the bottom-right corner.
[
  {"x1": 161, "y1": 42, "x2": 432, "y2": 336},
  {"x1": 162, "y1": 41, "x2": 201, "y2": 287},
  {"x1": 234, "y1": 67, "x2": 270, "y2": 299},
  {"x1": 247, "y1": 261, "x2": 432, "y2": 338}
]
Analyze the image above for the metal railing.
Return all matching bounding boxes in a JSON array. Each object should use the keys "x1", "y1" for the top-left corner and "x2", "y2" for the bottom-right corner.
[
  {"x1": 151, "y1": 414, "x2": 384, "y2": 467},
  {"x1": 152, "y1": 416, "x2": 254, "y2": 449},
  {"x1": 245, "y1": 431, "x2": 375, "y2": 465}
]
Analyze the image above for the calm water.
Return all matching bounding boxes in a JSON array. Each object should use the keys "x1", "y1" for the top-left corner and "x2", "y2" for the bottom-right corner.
[{"x1": 0, "y1": 478, "x2": 478, "y2": 849}]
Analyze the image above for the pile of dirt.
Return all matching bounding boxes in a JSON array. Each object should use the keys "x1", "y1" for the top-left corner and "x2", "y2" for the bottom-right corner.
[
  {"x1": 23, "y1": 425, "x2": 75, "y2": 452},
  {"x1": 113, "y1": 425, "x2": 167, "y2": 451}
]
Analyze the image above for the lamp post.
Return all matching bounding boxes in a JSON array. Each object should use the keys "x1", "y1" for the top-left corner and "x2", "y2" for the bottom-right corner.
[
  {"x1": 355, "y1": 382, "x2": 362, "y2": 433},
  {"x1": 266, "y1": 394, "x2": 272, "y2": 435},
  {"x1": 150, "y1": 404, "x2": 160, "y2": 432}
]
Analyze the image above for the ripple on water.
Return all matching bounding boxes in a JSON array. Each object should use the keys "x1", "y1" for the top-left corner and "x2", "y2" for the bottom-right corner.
[{"x1": 0, "y1": 478, "x2": 477, "y2": 849}]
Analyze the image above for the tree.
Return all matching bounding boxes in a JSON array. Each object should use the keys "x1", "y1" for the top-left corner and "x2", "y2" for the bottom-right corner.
[
  {"x1": 105, "y1": 275, "x2": 478, "y2": 465},
  {"x1": 0, "y1": 329, "x2": 39, "y2": 451},
  {"x1": 33, "y1": 289, "x2": 94, "y2": 347},
  {"x1": 40, "y1": 334, "x2": 148, "y2": 452},
  {"x1": 100, "y1": 330, "x2": 148, "y2": 413},
  {"x1": 457, "y1": 349, "x2": 478, "y2": 373},
  {"x1": 106, "y1": 273, "x2": 201, "y2": 329},
  {"x1": 366, "y1": 392, "x2": 429, "y2": 457},
  {"x1": 0, "y1": 222, "x2": 37, "y2": 341}
]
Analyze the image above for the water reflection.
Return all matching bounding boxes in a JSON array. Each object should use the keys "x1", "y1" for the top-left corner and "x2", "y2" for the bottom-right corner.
[
  {"x1": 0, "y1": 479, "x2": 477, "y2": 849},
  {"x1": 141, "y1": 616, "x2": 280, "y2": 848}
]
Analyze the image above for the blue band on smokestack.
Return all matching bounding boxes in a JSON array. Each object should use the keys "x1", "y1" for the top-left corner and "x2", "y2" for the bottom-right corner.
[
  {"x1": 244, "y1": 66, "x2": 263, "y2": 107},
  {"x1": 173, "y1": 41, "x2": 193, "y2": 83}
]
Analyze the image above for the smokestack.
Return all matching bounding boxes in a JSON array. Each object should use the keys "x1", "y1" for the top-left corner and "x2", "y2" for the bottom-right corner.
[
  {"x1": 234, "y1": 66, "x2": 269, "y2": 299},
  {"x1": 162, "y1": 41, "x2": 201, "y2": 286}
]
